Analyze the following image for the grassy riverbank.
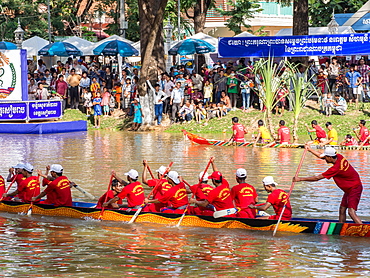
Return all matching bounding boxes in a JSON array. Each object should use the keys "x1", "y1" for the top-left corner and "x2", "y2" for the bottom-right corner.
[
  {"x1": 165, "y1": 101, "x2": 370, "y2": 142},
  {"x1": 61, "y1": 101, "x2": 370, "y2": 143}
]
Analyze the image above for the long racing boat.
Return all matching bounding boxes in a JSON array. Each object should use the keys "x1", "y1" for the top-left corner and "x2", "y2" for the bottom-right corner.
[
  {"x1": 1, "y1": 200, "x2": 369, "y2": 238},
  {"x1": 182, "y1": 130, "x2": 368, "y2": 150}
]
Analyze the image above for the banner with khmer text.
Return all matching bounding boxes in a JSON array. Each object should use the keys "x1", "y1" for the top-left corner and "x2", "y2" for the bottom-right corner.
[{"x1": 218, "y1": 33, "x2": 370, "y2": 58}]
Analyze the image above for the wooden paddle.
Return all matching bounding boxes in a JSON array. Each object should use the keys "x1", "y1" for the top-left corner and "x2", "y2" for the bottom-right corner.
[
  {"x1": 128, "y1": 162, "x2": 173, "y2": 224},
  {"x1": 213, "y1": 203, "x2": 266, "y2": 218},
  {"x1": 71, "y1": 183, "x2": 95, "y2": 200},
  {"x1": 175, "y1": 157, "x2": 213, "y2": 228},
  {"x1": 98, "y1": 173, "x2": 114, "y2": 220},
  {"x1": 26, "y1": 175, "x2": 41, "y2": 216},
  {"x1": 273, "y1": 148, "x2": 308, "y2": 236},
  {"x1": 0, "y1": 174, "x2": 18, "y2": 202}
]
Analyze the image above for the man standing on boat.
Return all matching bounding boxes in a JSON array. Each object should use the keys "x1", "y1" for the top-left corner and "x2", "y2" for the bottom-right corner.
[
  {"x1": 142, "y1": 161, "x2": 172, "y2": 212},
  {"x1": 249, "y1": 176, "x2": 292, "y2": 220},
  {"x1": 277, "y1": 120, "x2": 291, "y2": 145},
  {"x1": 293, "y1": 146, "x2": 363, "y2": 224},
  {"x1": 144, "y1": 171, "x2": 188, "y2": 214},
  {"x1": 229, "y1": 117, "x2": 247, "y2": 143},
  {"x1": 104, "y1": 169, "x2": 145, "y2": 211},
  {"x1": 32, "y1": 164, "x2": 72, "y2": 207},
  {"x1": 3, "y1": 163, "x2": 40, "y2": 203}
]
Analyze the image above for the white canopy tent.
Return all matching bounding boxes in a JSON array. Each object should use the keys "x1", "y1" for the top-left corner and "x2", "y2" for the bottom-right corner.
[
  {"x1": 234, "y1": 31, "x2": 256, "y2": 37},
  {"x1": 188, "y1": 32, "x2": 218, "y2": 53},
  {"x1": 63, "y1": 36, "x2": 93, "y2": 56},
  {"x1": 275, "y1": 26, "x2": 355, "y2": 36},
  {"x1": 22, "y1": 36, "x2": 49, "y2": 58}
]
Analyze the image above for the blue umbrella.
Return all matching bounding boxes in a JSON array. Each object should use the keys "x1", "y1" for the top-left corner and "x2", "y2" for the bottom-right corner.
[
  {"x1": 0, "y1": 41, "x2": 17, "y2": 50},
  {"x1": 168, "y1": 38, "x2": 216, "y2": 55},
  {"x1": 93, "y1": 40, "x2": 138, "y2": 56},
  {"x1": 38, "y1": 42, "x2": 82, "y2": 56}
]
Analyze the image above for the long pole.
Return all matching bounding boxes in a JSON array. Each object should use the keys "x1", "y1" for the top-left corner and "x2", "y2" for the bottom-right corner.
[
  {"x1": 120, "y1": 0, "x2": 126, "y2": 38},
  {"x1": 177, "y1": 0, "x2": 181, "y2": 41},
  {"x1": 47, "y1": 0, "x2": 51, "y2": 43},
  {"x1": 273, "y1": 148, "x2": 308, "y2": 236}
]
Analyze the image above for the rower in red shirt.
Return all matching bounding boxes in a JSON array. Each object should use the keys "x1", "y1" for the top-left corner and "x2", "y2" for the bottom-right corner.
[
  {"x1": 277, "y1": 120, "x2": 291, "y2": 144},
  {"x1": 249, "y1": 176, "x2": 292, "y2": 220},
  {"x1": 96, "y1": 179, "x2": 123, "y2": 209},
  {"x1": 187, "y1": 171, "x2": 214, "y2": 216},
  {"x1": 104, "y1": 169, "x2": 145, "y2": 211},
  {"x1": 355, "y1": 119, "x2": 369, "y2": 146},
  {"x1": 231, "y1": 168, "x2": 258, "y2": 218},
  {"x1": 294, "y1": 145, "x2": 363, "y2": 224},
  {"x1": 190, "y1": 157, "x2": 235, "y2": 216},
  {"x1": 3, "y1": 163, "x2": 40, "y2": 203},
  {"x1": 229, "y1": 116, "x2": 247, "y2": 143},
  {"x1": 144, "y1": 171, "x2": 189, "y2": 214},
  {"x1": 0, "y1": 175, "x2": 5, "y2": 196},
  {"x1": 340, "y1": 134, "x2": 358, "y2": 146},
  {"x1": 32, "y1": 164, "x2": 73, "y2": 207},
  {"x1": 306, "y1": 120, "x2": 326, "y2": 144},
  {"x1": 142, "y1": 161, "x2": 172, "y2": 212},
  {"x1": 6, "y1": 163, "x2": 25, "y2": 186}
]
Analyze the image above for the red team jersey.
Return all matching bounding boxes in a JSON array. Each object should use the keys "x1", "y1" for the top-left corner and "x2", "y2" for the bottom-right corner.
[
  {"x1": 189, "y1": 183, "x2": 215, "y2": 216},
  {"x1": 158, "y1": 182, "x2": 188, "y2": 209},
  {"x1": 231, "y1": 183, "x2": 257, "y2": 218},
  {"x1": 232, "y1": 123, "x2": 246, "y2": 142},
  {"x1": 322, "y1": 154, "x2": 362, "y2": 193},
  {"x1": 43, "y1": 176, "x2": 72, "y2": 206},
  {"x1": 96, "y1": 190, "x2": 122, "y2": 209},
  {"x1": 0, "y1": 175, "x2": 5, "y2": 196},
  {"x1": 117, "y1": 181, "x2": 145, "y2": 207},
  {"x1": 344, "y1": 138, "x2": 358, "y2": 146},
  {"x1": 147, "y1": 178, "x2": 172, "y2": 199},
  {"x1": 278, "y1": 126, "x2": 291, "y2": 144},
  {"x1": 267, "y1": 189, "x2": 292, "y2": 220},
  {"x1": 314, "y1": 125, "x2": 326, "y2": 140},
  {"x1": 18, "y1": 176, "x2": 40, "y2": 203},
  {"x1": 359, "y1": 126, "x2": 369, "y2": 145},
  {"x1": 207, "y1": 182, "x2": 234, "y2": 211}
]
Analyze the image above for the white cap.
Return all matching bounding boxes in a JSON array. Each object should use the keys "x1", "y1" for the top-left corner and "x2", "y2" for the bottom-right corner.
[
  {"x1": 236, "y1": 168, "x2": 247, "y2": 178},
  {"x1": 262, "y1": 176, "x2": 277, "y2": 186},
  {"x1": 134, "y1": 97, "x2": 140, "y2": 102},
  {"x1": 156, "y1": 166, "x2": 167, "y2": 176},
  {"x1": 23, "y1": 163, "x2": 34, "y2": 173},
  {"x1": 12, "y1": 163, "x2": 25, "y2": 169},
  {"x1": 124, "y1": 169, "x2": 139, "y2": 180},
  {"x1": 167, "y1": 171, "x2": 180, "y2": 184},
  {"x1": 50, "y1": 164, "x2": 63, "y2": 173},
  {"x1": 199, "y1": 171, "x2": 209, "y2": 181},
  {"x1": 320, "y1": 147, "x2": 337, "y2": 158}
]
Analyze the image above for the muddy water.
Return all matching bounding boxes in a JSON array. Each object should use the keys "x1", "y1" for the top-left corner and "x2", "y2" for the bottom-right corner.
[{"x1": 0, "y1": 130, "x2": 369, "y2": 277}]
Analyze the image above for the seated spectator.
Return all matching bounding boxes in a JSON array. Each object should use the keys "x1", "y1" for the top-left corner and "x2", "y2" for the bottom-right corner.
[
  {"x1": 35, "y1": 82, "x2": 49, "y2": 100},
  {"x1": 218, "y1": 101, "x2": 228, "y2": 116},
  {"x1": 178, "y1": 100, "x2": 194, "y2": 122},
  {"x1": 195, "y1": 103, "x2": 207, "y2": 123},
  {"x1": 220, "y1": 91, "x2": 231, "y2": 112},
  {"x1": 207, "y1": 103, "x2": 221, "y2": 119},
  {"x1": 333, "y1": 93, "x2": 347, "y2": 115}
]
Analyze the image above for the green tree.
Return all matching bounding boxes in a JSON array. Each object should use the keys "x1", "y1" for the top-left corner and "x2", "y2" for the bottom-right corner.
[
  {"x1": 308, "y1": 0, "x2": 368, "y2": 27},
  {"x1": 216, "y1": 0, "x2": 261, "y2": 35},
  {"x1": 181, "y1": 0, "x2": 215, "y2": 33}
]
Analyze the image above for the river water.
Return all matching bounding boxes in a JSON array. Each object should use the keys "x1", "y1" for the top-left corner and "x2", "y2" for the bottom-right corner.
[{"x1": 0, "y1": 130, "x2": 369, "y2": 277}]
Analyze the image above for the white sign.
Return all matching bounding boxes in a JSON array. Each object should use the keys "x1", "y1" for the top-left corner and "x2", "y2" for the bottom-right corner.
[
  {"x1": 355, "y1": 55, "x2": 362, "y2": 60},
  {"x1": 346, "y1": 56, "x2": 351, "y2": 61},
  {"x1": 0, "y1": 50, "x2": 23, "y2": 101}
]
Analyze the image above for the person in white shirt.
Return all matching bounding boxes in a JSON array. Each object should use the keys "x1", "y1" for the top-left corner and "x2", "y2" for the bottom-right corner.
[
  {"x1": 333, "y1": 93, "x2": 347, "y2": 115},
  {"x1": 164, "y1": 74, "x2": 174, "y2": 114},
  {"x1": 170, "y1": 82, "x2": 184, "y2": 123},
  {"x1": 178, "y1": 100, "x2": 194, "y2": 122},
  {"x1": 35, "y1": 83, "x2": 49, "y2": 100},
  {"x1": 147, "y1": 80, "x2": 167, "y2": 125}
]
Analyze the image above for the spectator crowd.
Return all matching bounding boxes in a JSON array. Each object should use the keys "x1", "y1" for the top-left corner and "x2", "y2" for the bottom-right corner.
[{"x1": 27, "y1": 56, "x2": 370, "y2": 128}]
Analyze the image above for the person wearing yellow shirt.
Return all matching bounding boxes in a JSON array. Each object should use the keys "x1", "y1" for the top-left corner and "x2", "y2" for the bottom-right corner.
[
  {"x1": 321, "y1": 122, "x2": 338, "y2": 146},
  {"x1": 254, "y1": 120, "x2": 271, "y2": 146}
]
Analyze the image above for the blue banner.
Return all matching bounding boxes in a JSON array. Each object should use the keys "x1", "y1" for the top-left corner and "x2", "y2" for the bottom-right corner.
[
  {"x1": 0, "y1": 101, "x2": 62, "y2": 121},
  {"x1": 218, "y1": 33, "x2": 370, "y2": 58}
]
